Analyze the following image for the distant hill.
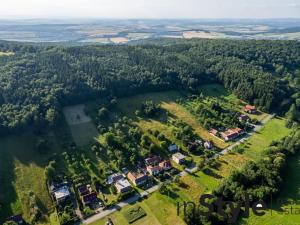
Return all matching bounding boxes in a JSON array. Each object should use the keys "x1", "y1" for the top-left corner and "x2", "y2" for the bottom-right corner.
[{"x1": 0, "y1": 19, "x2": 300, "y2": 43}]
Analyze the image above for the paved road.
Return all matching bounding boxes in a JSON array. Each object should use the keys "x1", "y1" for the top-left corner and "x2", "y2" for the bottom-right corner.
[{"x1": 82, "y1": 114, "x2": 275, "y2": 224}]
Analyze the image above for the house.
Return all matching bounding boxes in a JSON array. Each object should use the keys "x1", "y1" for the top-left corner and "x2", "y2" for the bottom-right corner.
[
  {"x1": 239, "y1": 114, "x2": 250, "y2": 122},
  {"x1": 122, "y1": 167, "x2": 129, "y2": 174},
  {"x1": 172, "y1": 153, "x2": 186, "y2": 165},
  {"x1": 195, "y1": 139, "x2": 203, "y2": 145},
  {"x1": 168, "y1": 144, "x2": 178, "y2": 152},
  {"x1": 53, "y1": 186, "x2": 70, "y2": 203},
  {"x1": 145, "y1": 155, "x2": 160, "y2": 166},
  {"x1": 204, "y1": 141, "x2": 213, "y2": 149},
  {"x1": 244, "y1": 105, "x2": 257, "y2": 114},
  {"x1": 78, "y1": 185, "x2": 90, "y2": 196},
  {"x1": 187, "y1": 141, "x2": 198, "y2": 152},
  {"x1": 127, "y1": 172, "x2": 148, "y2": 186},
  {"x1": 78, "y1": 184, "x2": 98, "y2": 205},
  {"x1": 82, "y1": 191, "x2": 98, "y2": 205},
  {"x1": 159, "y1": 160, "x2": 172, "y2": 170},
  {"x1": 220, "y1": 128, "x2": 244, "y2": 141},
  {"x1": 7, "y1": 215, "x2": 24, "y2": 225},
  {"x1": 107, "y1": 173, "x2": 124, "y2": 185},
  {"x1": 209, "y1": 129, "x2": 218, "y2": 136},
  {"x1": 147, "y1": 165, "x2": 162, "y2": 176},
  {"x1": 115, "y1": 178, "x2": 132, "y2": 193}
]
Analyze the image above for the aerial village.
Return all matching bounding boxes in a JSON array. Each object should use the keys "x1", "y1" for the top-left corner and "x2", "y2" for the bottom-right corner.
[
  {"x1": 4, "y1": 100, "x2": 261, "y2": 225},
  {"x1": 31, "y1": 103, "x2": 257, "y2": 225}
]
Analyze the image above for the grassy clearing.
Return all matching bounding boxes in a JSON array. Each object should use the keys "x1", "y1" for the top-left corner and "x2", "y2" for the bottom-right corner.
[
  {"x1": 63, "y1": 105, "x2": 98, "y2": 146},
  {"x1": 240, "y1": 156, "x2": 300, "y2": 225},
  {"x1": 241, "y1": 117, "x2": 291, "y2": 161},
  {"x1": 0, "y1": 51, "x2": 14, "y2": 56}
]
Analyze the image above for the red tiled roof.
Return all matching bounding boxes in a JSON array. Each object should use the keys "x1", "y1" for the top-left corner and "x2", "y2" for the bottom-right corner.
[
  {"x1": 159, "y1": 160, "x2": 171, "y2": 169},
  {"x1": 127, "y1": 172, "x2": 147, "y2": 181},
  {"x1": 209, "y1": 129, "x2": 218, "y2": 135},
  {"x1": 147, "y1": 165, "x2": 162, "y2": 172},
  {"x1": 245, "y1": 105, "x2": 256, "y2": 110}
]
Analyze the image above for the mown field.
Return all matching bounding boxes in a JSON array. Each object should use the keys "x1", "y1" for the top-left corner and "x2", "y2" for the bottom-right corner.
[{"x1": 241, "y1": 117, "x2": 291, "y2": 161}]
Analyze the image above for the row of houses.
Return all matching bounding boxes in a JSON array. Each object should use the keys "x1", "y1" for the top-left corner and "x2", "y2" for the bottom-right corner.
[
  {"x1": 107, "y1": 149, "x2": 188, "y2": 193},
  {"x1": 210, "y1": 127, "x2": 244, "y2": 142},
  {"x1": 208, "y1": 105, "x2": 257, "y2": 142}
]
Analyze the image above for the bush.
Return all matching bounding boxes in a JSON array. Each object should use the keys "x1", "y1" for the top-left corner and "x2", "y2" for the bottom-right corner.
[
  {"x1": 83, "y1": 206, "x2": 94, "y2": 218},
  {"x1": 98, "y1": 107, "x2": 109, "y2": 119},
  {"x1": 123, "y1": 206, "x2": 147, "y2": 224}
]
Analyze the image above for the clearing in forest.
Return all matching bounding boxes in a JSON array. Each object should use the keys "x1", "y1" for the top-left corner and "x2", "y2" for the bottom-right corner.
[{"x1": 63, "y1": 104, "x2": 98, "y2": 146}]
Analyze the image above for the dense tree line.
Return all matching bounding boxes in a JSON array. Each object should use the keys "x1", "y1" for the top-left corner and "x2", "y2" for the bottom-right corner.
[{"x1": 0, "y1": 39, "x2": 300, "y2": 135}]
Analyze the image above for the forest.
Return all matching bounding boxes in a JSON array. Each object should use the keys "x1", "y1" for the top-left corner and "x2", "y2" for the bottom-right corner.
[{"x1": 0, "y1": 39, "x2": 300, "y2": 136}]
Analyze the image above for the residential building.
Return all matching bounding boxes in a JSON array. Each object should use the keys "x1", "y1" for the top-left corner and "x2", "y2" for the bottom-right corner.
[
  {"x1": 172, "y1": 153, "x2": 186, "y2": 165},
  {"x1": 209, "y1": 129, "x2": 218, "y2": 136},
  {"x1": 220, "y1": 128, "x2": 244, "y2": 141},
  {"x1": 244, "y1": 105, "x2": 257, "y2": 114},
  {"x1": 53, "y1": 186, "x2": 70, "y2": 203},
  {"x1": 145, "y1": 155, "x2": 160, "y2": 166},
  {"x1": 168, "y1": 144, "x2": 178, "y2": 152},
  {"x1": 147, "y1": 165, "x2": 162, "y2": 176},
  {"x1": 107, "y1": 173, "x2": 124, "y2": 185},
  {"x1": 82, "y1": 191, "x2": 98, "y2": 205},
  {"x1": 204, "y1": 141, "x2": 213, "y2": 149},
  {"x1": 115, "y1": 178, "x2": 132, "y2": 193},
  {"x1": 127, "y1": 172, "x2": 148, "y2": 186},
  {"x1": 7, "y1": 215, "x2": 24, "y2": 225},
  {"x1": 78, "y1": 184, "x2": 98, "y2": 206},
  {"x1": 159, "y1": 160, "x2": 172, "y2": 170},
  {"x1": 239, "y1": 114, "x2": 250, "y2": 122}
]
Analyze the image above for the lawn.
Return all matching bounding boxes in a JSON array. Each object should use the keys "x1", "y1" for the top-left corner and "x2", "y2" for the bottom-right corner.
[
  {"x1": 241, "y1": 117, "x2": 291, "y2": 161},
  {"x1": 89, "y1": 192, "x2": 185, "y2": 225},
  {"x1": 239, "y1": 155, "x2": 300, "y2": 225}
]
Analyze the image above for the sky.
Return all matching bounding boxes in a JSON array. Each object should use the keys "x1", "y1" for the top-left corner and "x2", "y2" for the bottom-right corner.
[{"x1": 0, "y1": 0, "x2": 300, "y2": 19}]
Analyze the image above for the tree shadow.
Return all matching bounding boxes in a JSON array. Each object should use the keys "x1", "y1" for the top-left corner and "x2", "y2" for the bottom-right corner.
[{"x1": 0, "y1": 150, "x2": 18, "y2": 223}]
